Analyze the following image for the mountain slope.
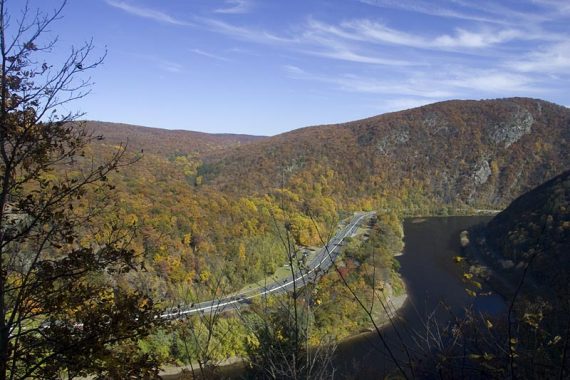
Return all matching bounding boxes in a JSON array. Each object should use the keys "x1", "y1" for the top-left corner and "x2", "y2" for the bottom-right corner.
[
  {"x1": 463, "y1": 170, "x2": 570, "y2": 378},
  {"x1": 484, "y1": 169, "x2": 569, "y2": 290},
  {"x1": 82, "y1": 121, "x2": 264, "y2": 157},
  {"x1": 202, "y1": 97, "x2": 569, "y2": 209},
  {"x1": 70, "y1": 98, "x2": 569, "y2": 303}
]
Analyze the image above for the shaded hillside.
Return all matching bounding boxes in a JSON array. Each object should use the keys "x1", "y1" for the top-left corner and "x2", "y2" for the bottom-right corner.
[
  {"x1": 484, "y1": 169, "x2": 569, "y2": 291},
  {"x1": 82, "y1": 121, "x2": 264, "y2": 157},
  {"x1": 456, "y1": 170, "x2": 569, "y2": 379},
  {"x1": 202, "y1": 98, "x2": 569, "y2": 209}
]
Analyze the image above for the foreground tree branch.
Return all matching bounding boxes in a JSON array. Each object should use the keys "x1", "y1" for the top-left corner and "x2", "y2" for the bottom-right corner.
[{"x1": 0, "y1": 1, "x2": 159, "y2": 379}]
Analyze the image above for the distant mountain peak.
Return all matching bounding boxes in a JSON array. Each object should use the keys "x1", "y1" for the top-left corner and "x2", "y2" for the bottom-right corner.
[
  {"x1": 78, "y1": 120, "x2": 265, "y2": 156},
  {"x1": 199, "y1": 97, "x2": 569, "y2": 207}
]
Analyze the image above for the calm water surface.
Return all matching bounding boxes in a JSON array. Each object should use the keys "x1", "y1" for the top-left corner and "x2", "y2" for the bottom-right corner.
[
  {"x1": 212, "y1": 216, "x2": 506, "y2": 379},
  {"x1": 332, "y1": 216, "x2": 506, "y2": 379}
]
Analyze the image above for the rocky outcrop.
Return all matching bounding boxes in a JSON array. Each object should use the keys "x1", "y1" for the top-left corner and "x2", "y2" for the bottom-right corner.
[
  {"x1": 488, "y1": 106, "x2": 534, "y2": 148},
  {"x1": 205, "y1": 97, "x2": 569, "y2": 208},
  {"x1": 376, "y1": 126, "x2": 410, "y2": 155},
  {"x1": 473, "y1": 160, "x2": 492, "y2": 186}
]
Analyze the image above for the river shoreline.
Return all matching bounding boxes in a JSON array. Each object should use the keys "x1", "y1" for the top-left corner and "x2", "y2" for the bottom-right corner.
[
  {"x1": 461, "y1": 229, "x2": 518, "y2": 301},
  {"x1": 161, "y1": 214, "x2": 410, "y2": 379},
  {"x1": 163, "y1": 215, "x2": 499, "y2": 379},
  {"x1": 159, "y1": 289, "x2": 409, "y2": 379},
  {"x1": 331, "y1": 215, "x2": 505, "y2": 379}
]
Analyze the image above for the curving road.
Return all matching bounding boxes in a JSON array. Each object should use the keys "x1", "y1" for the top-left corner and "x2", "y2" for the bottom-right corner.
[{"x1": 161, "y1": 212, "x2": 374, "y2": 319}]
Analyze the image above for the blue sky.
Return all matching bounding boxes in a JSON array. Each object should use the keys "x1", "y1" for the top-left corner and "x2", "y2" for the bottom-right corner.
[{"x1": 21, "y1": 0, "x2": 570, "y2": 135}]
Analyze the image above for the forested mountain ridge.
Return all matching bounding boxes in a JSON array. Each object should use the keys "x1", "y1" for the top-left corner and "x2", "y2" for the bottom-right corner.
[
  {"x1": 82, "y1": 120, "x2": 265, "y2": 156},
  {"x1": 64, "y1": 98, "x2": 568, "y2": 371},
  {"x1": 4, "y1": 0, "x2": 567, "y2": 374},
  {"x1": 75, "y1": 98, "x2": 568, "y2": 305},
  {"x1": 484, "y1": 169, "x2": 569, "y2": 290},
  {"x1": 74, "y1": 121, "x2": 322, "y2": 305},
  {"x1": 201, "y1": 97, "x2": 569, "y2": 209},
  {"x1": 456, "y1": 170, "x2": 570, "y2": 377}
]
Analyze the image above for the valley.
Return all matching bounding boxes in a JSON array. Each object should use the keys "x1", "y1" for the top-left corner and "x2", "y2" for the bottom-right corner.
[
  {"x1": 160, "y1": 212, "x2": 373, "y2": 318},
  {"x1": 70, "y1": 98, "x2": 570, "y2": 378},
  {"x1": 1, "y1": 1, "x2": 569, "y2": 378},
  {"x1": 75, "y1": 98, "x2": 568, "y2": 377},
  {"x1": 320, "y1": 215, "x2": 504, "y2": 379},
  {"x1": 3, "y1": 94, "x2": 569, "y2": 378},
  {"x1": 79, "y1": 98, "x2": 569, "y2": 306}
]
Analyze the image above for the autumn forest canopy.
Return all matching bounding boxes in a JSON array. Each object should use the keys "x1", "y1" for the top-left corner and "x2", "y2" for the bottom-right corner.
[{"x1": 0, "y1": 1, "x2": 569, "y2": 379}]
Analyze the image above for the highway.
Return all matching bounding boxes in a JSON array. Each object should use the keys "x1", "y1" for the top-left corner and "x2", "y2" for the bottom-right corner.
[{"x1": 160, "y1": 212, "x2": 374, "y2": 319}]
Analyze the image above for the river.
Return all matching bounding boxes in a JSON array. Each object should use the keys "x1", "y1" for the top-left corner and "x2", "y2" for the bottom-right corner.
[
  {"x1": 332, "y1": 215, "x2": 506, "y2": 378},
  {"x1": 169, "y1": 216, "x2": 506, "y2": 379}
]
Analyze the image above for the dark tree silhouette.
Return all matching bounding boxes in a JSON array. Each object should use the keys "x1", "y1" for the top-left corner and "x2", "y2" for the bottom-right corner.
[{"x1": 0, "y1": 1, "x2": 159, "y2": 378}]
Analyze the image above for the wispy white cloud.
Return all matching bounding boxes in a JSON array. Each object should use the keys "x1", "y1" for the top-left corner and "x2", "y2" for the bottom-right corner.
[
  {"x1": 214, "y1": 0, "x2": 253, "y2": 14},
  {"x1": 197, "y1": 2, "x2": 564, "y2": 105},
  {"x1": 131, "y1": 53, "x2": 184, "y2": 73},
  {"x1": 283, "y1": 64, "x2": 541, "y2": 100},
  {"x1": 333, "y1": 74, "x2": 455, "y2": 97},
  {"x1": 357, "y1": 0, "x2": 514, "y2": 24},
  {"x1": 284, "y1": 66, "x2": 453, "y2": 98},
  {"x1": 323, "y1": 19, "x2": 525, "y2": 50},
  {"x1": 283, "y1": 65, "x2": 305, "y2": 75},
  {"x1": 106, "y1": 0, "x2": 191, "y2": 26},
  {"x1": 380, "y1": 98, "x2": 435, "y2": 112},
  {"x1": 442, "y1": 70, "x2": 538, "y2": 93},
  {"x1": 202, "y1": 18, "x2": 417, "y2": 66},
  {"x1": 358, "y1": 0, "x2": 561, "y2": 25},
  {"x1": 433, "y1": 28, "x2": 523, "y2": 48},
  {"x1": 202, "y1": 15, "x2": 532, "y2": 67},
  {"x1": 154, "y1": 59, "x2": 184, "y2": 73},
  {"x1": 189, "y1": 48, "x2": 231, "y2": 62},
  {"x1": 507, "y1": 41, "x2": 570, "y2": 74},
  {"x1": 531, "y1": 0, "x2": 570, "y2": 13},
  {"x1": 307, "y1": 48, "x2": 413, "y2": 65},
  {"x1": 446, "y1": 0, "x2": 551, "y2": 23},
  {"x1": 300, "y1": 31, "x2": 417, "y2": 65},
  {"x1": 201, "y1": 18, "x2": 290, "y2": 45}
]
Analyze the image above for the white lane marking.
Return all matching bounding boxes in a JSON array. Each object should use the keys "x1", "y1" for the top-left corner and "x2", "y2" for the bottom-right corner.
[
  {"x1": 161, "y1": 213, "x2": 369, "y2": 318},
  {"x1": 161, "y1": 214, "x2": 366, "y2": 318}
]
